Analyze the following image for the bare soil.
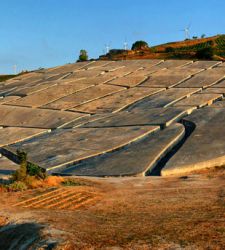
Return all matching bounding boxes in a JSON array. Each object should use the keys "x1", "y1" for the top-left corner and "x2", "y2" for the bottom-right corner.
[{"x1": 0, "y1": 168, "x2": 224, "y2": 249}]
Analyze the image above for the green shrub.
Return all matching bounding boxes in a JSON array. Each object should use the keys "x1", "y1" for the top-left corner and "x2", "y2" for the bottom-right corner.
[
  {"x1": 62, "y1": 179, "x2": 82, "y2": 186},
  {"x1": 78, "y1": 49, "x2": 88, "y2": 61},
  {"x1": 7, "y1": 181, "x2": 28, "y2": 192},
  {"x1": 0, "y1": 75, "x2": 16, "y2": 82},
  {"x1": 196, "y1": 47, "x2": 214, "y2": 59},
  {"x1": 13, "y1": 150, "x2": 46, "y2": 182},
  {"x1": 165, "y1": 47, "x2": 175, "y2": 53},
  {"x1": 27, "y1": 163, "x2": 46, "y2": 179},
  {"x1": 12, "y1": 150, "x2": 28, "y2": 181}
]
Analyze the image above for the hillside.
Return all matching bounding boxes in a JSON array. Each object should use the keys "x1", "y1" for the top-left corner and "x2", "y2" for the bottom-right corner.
[
  {"x1": 0, "y1": 59, "x2": 225, "y2": 177},
  {"x1": 0, "y1": 71, "x2": 30, "y2": 82},
  {"x1": 99, "y1": 35, "x2": 225, "y2": 61},
  {"x1": 0, "y1": 59, "x2": 225, "y2": 249},
  {"x1": 0, "y1": 75, "x2": 16, "y2": 82}
]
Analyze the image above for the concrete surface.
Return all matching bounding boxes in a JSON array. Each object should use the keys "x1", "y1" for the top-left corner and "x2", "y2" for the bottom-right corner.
[
  {"x1": 0, "y1": 127, "x2": 49, "y2": 147},
  {"x1": 1, "y1": 59, "x2": 225, "y2": 177},
  {"x1": 5, "y1": 126, "x2": 159, "y2": 171},
  {"x1": 176, "y1": 68, "x2": 225, "y2": 88},
  {"x1": 71, "y1": 87, "x2": 165, "y2": 113},
  {"x1": 82, "y1": 107, "x2": 192, "y2": 128},
  {"x1": 0, "y1": 105, "x2": 86, "y2": 128},
  {"x1": 162, "y1": 107, "x2": 225, "y2": 176},
  {"x1": 42, "y1": 84, "x2": 125, "y2": 110},
  {"x1": 107, "y1": 76, "x2": 147, "y2": 87},
  {"x1": 173, "y1": 93, "x2": 222, "y2": 108},
  {"x1": 127, "y1": 88, "x2": 201, "y2": 111},
  {"x1": 56, "y1": 124, "x2": 184, "y2": 176}
]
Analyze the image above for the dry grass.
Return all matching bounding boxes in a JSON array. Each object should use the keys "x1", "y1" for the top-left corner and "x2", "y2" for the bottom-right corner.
[
  {"x1": 0, "y1": 176, "x2": 65, "y2": 192},
  {"x1": 101, "y1": 35, "x2": 225, "y2": 61},
  {"x1": 0, "y1": 169, "x2": 224, "y2": 249},
  {"x1": 152, "y1": 35, "x2": 219, "y2": 51}
]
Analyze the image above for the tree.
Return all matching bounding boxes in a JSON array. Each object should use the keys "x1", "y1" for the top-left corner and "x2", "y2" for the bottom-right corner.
[
  {"x1": 201, "y1": 34, "x2": 206, "y2": 38},
  {"x1": 12, "y1": 149, "x2": 47, "y2": 181},
  {"x1": 192, "y1": 36, "x2": 198, "y2": 40},
  {"x1": 12, "y1": 150, "x2": 28, "y2": 181},
  {"x1": 78, "y1": 49, "x2": 88, "y2": 61},
  {"x1": 131, "y1": 40, "x2": 149, "y2": 50},
  {"x1": 196, "y1": 47, "x2": 214, "y2": 60}
]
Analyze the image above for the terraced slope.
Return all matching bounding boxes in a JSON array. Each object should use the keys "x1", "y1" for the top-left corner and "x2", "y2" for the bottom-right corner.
[{"x1": 0, "y1": 59, "x2": 225, "y2": 177}]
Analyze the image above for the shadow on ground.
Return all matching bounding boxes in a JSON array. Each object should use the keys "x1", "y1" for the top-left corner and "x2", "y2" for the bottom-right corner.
[{"x1": 0, "y1": 222, "x2": 57, "y2": 250}]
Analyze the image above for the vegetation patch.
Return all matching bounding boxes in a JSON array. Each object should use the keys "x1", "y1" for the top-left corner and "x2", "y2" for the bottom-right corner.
[
  {"x1": 100, "y1": 35, "x2": 225, "y2": 61},
  {"x1": 0, "y1": 75, "x2": 16, "y2": 82},
  {"x1": 0, "y1": 151, "x2": 91, "y2": 192},
  {"x1": 7, "y1": 181, "x2": 28, "y2": 192},
  {"x1": 12, "y1": 150, "x2": 47, "y2": 182},
  {"x1": 0, "y1": 71, "x2": 30, "y2": 82},
  {"x1": 0, "y1": 150, "x2": 64, "y2": 191},
  {"x1": 78, "y1": 49, "x2": 88, "y2": 61},
  {"x1": 62, "y1": 178, "x2": 84, "y2": 186},
  {"x1": 131, "y1": 40, "x2": 149, "y2": 50},
  {"x1": 196, "y1": 47, "x2": 214, "y2": 60}
]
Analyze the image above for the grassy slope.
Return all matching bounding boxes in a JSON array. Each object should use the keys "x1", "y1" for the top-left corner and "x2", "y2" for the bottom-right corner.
[
  {"x1": 100, "y1": 35, "x2": 225, "y2": 61},
  {"x1": 0, "y1": 71, "x2": 31, "y2": 83},
  {"x1": 151, "y1": 35, "x2": 219, "y2": 51},
  {"x1": 0, "y1": 75, "x2": 16, "y2": 82}
]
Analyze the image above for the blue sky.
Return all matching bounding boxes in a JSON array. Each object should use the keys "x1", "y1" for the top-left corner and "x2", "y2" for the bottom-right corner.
[{"x1": 0, "y1": 0, "x2": 224, "y2": 74}]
